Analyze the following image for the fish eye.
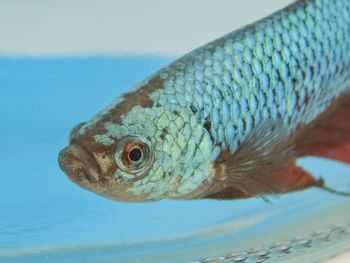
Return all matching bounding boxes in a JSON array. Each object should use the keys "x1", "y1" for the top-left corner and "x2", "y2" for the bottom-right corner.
[
  {"x1": 129, "y1": 148, "x2": 142, "y2": 162},
  {"x1": 115, "y1": 136, "x2": 154, "y2": 176}
]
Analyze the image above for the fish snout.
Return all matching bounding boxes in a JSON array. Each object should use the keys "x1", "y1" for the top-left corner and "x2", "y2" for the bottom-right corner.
[{"x1": 58, "y1": 144, "x2": 100, "y2": 184}]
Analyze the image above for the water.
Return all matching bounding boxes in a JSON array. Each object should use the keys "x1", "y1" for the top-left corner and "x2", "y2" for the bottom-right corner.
[{"x1": 1, "y1": 56, "x2": 350, "y2": 263}]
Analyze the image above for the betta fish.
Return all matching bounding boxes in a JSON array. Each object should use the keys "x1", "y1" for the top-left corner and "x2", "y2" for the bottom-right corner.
[{"x1": 58, "y1": 0, "x2": 350, "y2": 202}]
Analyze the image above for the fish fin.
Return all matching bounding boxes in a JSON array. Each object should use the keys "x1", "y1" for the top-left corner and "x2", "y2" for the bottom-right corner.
[
  {"x1": 207, "y1": 165, "x2": 318, "y2": 199},
  {"x1": 210, "y1": 120, "x2": 319, "y2": 199},
  {"x1": 206, "y1": 186, "x2": 250, "y2": 200},
  {"x1": 296, "y1": 92, "x2": 350, "y2": 164}
]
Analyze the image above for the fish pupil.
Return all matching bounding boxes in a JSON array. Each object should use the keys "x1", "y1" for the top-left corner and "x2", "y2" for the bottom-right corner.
[{"x1": 129, "y1": 148, "x2": 142, "y2": 162}]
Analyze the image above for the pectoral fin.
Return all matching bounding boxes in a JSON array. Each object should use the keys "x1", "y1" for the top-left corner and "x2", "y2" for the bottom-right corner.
[
  {"x1": 207, "y1": 165, "x2": 318, "y2": 199},
  {"x1": 207, "y1": 120, "x2": 320, "y2": 199}
]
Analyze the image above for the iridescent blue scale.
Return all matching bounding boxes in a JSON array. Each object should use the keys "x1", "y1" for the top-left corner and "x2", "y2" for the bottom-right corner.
[{"x1": 151, "y1": 0, "x2": 350, "y2": 154}]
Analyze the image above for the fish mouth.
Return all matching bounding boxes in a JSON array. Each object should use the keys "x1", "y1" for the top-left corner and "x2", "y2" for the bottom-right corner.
[{"x1": 58, "y1": 144, "x2": 100, "y2": 184}]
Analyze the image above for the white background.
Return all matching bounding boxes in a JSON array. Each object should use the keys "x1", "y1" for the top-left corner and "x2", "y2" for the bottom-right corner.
[{"x1": 0, "y1": 0, "x2": 293, "y2": 56}]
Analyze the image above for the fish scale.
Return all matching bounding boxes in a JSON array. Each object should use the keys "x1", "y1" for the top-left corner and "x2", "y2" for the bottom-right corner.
[{"x1": 152, "y1": 0, "x2": 350, "y2": 156}]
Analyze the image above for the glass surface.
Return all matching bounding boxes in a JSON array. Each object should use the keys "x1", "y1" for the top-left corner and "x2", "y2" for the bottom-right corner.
[{"x1": 1, "y1": 1, "x2": 350, "y2": 262}]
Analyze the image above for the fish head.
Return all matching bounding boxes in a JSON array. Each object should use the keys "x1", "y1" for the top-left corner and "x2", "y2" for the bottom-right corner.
[
  {"x1": 58, "y1": 78, "x2": 214, "y2": 202},
  {"x1": 58, "y1": 124, "x2": 154, "y2": 202}
]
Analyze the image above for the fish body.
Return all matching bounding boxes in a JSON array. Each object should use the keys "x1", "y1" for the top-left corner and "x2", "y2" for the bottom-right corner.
[{"x1": 59, "y1": 0, "x2": 350, "y2": 202}]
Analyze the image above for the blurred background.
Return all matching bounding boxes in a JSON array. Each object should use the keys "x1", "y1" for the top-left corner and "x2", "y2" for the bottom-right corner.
[
  {"x1": 0, "y1": 0, "x2": 293, "y2": 56},
  {"x1": 1, "y1": 1, "x2": 349, "y2": 262}
]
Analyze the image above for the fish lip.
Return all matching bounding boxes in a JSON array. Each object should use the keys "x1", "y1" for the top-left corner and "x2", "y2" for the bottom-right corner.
[{"x1": 58, "y1": 144, "x2": 100, "y2": 184}]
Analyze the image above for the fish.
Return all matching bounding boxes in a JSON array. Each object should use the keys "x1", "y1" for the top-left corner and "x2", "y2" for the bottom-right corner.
[{"x1": 58, "y1": 0, "x2": 350, "y2": 202}]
